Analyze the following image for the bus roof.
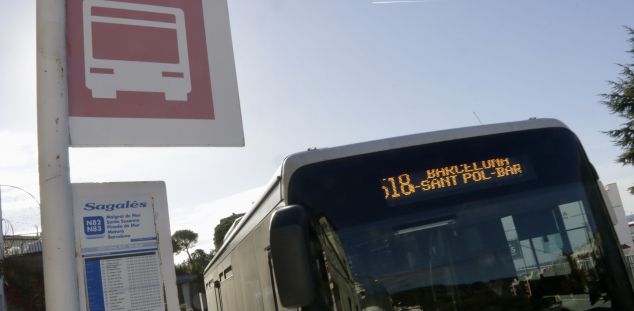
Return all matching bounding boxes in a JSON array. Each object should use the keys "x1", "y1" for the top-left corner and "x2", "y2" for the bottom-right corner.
[
  {"x1": 206, "y1": 118, "x2": 569, "y2": 274},
  {"x1": 280, "y1": 118, "x2": 568, "y2": 200}
]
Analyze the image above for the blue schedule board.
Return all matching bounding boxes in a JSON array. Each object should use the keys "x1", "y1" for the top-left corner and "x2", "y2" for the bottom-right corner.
[
  {"x1": 85, "y1": 252, "x2": 163, "y2": 311},
  {"x1": 74, "y1": 182, "x2": 178, "y2": 311},
  {"x1": 85, "y1": 258, "x2": 105, "y2": 311}
]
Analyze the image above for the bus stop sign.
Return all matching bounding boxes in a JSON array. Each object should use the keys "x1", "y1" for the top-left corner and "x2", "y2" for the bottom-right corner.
[{"x1": 66, "y1": 0, "x2": 243, "y2": 146}]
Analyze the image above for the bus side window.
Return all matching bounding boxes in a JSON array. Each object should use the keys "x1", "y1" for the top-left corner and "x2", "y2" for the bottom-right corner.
[
  {"x1": 314, "y1": 217, "x2": 360, "y2": 311},
  {"x1": 224, "y1": 266, "x2": 233, "y2": 279},
  {"x1": 300, "y1": 226, "x2": 335, "y2": 310}
]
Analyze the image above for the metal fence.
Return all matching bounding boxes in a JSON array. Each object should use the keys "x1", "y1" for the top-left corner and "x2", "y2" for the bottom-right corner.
[{"x1": 2, "y1": 237, "x2": 42, "y2": 257}]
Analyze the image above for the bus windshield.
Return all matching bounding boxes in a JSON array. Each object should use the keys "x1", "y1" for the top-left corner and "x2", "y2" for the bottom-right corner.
[
  {"x1": 338, "y1": 182, "x2": 611, "y2": 310},
  {"x1": 287, "y1": 128, "x2": 634, "y2": 310}
]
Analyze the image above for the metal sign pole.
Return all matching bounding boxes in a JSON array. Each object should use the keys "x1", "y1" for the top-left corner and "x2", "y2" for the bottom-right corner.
[
  {"x1": 37, "y1": 0, "x2": 80, "y2": 310},
  {"x1": 0, "y1": 189, "x2": 6, "y2": 311}
]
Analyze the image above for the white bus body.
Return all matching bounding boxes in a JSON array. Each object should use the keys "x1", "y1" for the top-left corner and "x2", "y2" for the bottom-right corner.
[{"x1": 203, "y1": 119, "x2": 634, "y2": 311}]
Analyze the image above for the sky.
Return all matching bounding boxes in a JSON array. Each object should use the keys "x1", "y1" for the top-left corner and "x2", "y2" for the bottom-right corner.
[{"x1": 0, "y1": 0, "x2": 633, "y2": 263}]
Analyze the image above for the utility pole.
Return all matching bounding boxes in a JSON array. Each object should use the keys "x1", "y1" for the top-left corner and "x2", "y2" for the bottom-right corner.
[
  {"x1": 0, "y1": 190, "x2": 7, "y2": 311},
  {"x1": 37, "y1": 0, "x2": 80, "y2": 310}
]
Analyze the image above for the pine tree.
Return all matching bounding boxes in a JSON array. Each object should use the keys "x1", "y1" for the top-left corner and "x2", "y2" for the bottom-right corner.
[
  {"x1": 603, "y1": 27, "x2": 634, "y2": 193},
  {"x1": 213, "y1": 213, "x2": 245, "y2": 250},
  {"x1": 171, "y1": 229, "x2": 198, "y2": 262}
]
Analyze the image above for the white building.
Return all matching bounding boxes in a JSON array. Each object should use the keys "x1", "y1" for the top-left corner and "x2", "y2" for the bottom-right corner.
[{"x1": 604, "y1": 183, "x2": 634, "y2": 256}]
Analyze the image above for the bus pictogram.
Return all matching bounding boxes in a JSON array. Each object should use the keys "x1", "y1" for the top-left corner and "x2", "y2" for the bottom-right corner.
[{"x1": 83, "y1": 0, "x2": 191, "y2": 101}]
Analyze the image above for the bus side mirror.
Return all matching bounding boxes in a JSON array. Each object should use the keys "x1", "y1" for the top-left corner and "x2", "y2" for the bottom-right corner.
[{"x1": 269, "y1": 205, "x2": 316, "y2": 308}]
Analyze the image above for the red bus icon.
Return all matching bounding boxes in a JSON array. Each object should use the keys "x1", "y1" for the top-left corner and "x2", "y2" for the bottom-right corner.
[
  {"x1": 83, "y1": 0, "x2": 191, "y2": 101},
  {"x1": 69, "y1": 0, "x2": 217, "y2": 120}
]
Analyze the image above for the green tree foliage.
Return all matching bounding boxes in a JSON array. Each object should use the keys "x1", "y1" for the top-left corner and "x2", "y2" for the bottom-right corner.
[
  {"x1": 213, "y1": 213, "x2": 245, "y2": 250},
  {"x1": 603, "y1": 27, "x2": 634, "y2": 193},
  {"x1": 175, "y1": 249, "x2": 213, "y2": 276},
  {"x1": 190, "y1": 249, "x2": 214, "y2": 275},
  {"x1": 172, "y1": 229, "x2": 198, "y2": 262}
]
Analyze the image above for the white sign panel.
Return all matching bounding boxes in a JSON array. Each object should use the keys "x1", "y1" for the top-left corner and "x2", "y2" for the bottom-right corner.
[
  {"x1": 67, "y1": 0, "x2": 243, "y2": 146},
  {"x1": 73, "y1": 182, "x2": 178, "y2": 311}
]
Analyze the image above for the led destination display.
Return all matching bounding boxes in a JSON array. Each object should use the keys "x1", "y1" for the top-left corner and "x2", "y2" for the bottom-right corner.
[{"x1": 381, "y1": 157, "x2": 529, "y2": 203}]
